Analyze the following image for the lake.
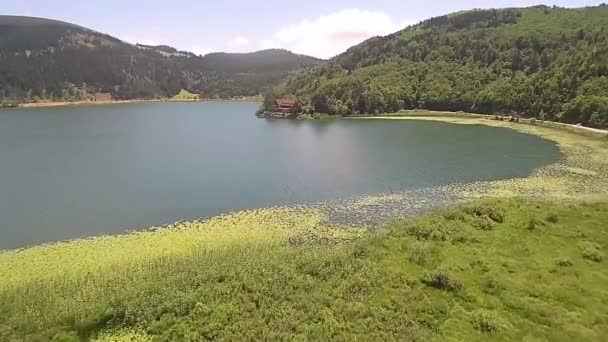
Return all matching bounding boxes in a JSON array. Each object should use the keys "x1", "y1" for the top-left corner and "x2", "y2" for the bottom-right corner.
[{"x1": 0, "y1": 102, "x2": 561, "y2": 250}]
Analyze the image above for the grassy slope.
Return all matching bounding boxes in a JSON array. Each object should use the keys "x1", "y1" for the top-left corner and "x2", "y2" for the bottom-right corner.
[
  {"x1": 1, "y1": 119, "x2": 607, "y2": 341},
  {"x1": 0, "y1": 200, "x2": 606, "y2": 341}
]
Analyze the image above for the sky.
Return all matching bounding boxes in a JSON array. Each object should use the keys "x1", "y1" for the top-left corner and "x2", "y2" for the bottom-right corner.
[{"x1": 4, "y1": 0, "x2": 602, "y2": 59}]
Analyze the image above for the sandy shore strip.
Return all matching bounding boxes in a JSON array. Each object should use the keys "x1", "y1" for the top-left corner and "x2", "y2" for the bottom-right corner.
[
  {"x1": 352, "y1": 111, "x2": 608, "y2": 137},
  {"x1": 18, "y1": 99, "x2": 163, "y2": 108},
  {"x1": 17, "y1": 97, "x2": 262, "y2": 109}
]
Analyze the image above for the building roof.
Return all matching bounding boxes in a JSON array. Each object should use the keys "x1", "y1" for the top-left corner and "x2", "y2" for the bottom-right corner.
[{"x1": 276, "y1": 98, "x2": 297, "y2": 108}]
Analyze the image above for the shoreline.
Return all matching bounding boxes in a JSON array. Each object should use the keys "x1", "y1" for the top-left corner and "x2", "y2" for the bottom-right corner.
[
  {"x1": 1, "y1": 113, "x2": 607, "y2": 253},
  {"x1": 2, "y1": 116, "x2": 606, "y2": 342},
  {"x1": 354, "y1": 111, "x2": 608, "y2": 137},
  {"x1": 18, "y1": 99, "x2": 161, "y2": 108},
  {"x1": 264, "y1": 110, "x2": 608, "y2": 138},
  {"x1": 1, "y1": 114, "x2": 607, "y2": 340},
  {"x1": 16, "y1": 97, "x2": 262, "y2": 108}
]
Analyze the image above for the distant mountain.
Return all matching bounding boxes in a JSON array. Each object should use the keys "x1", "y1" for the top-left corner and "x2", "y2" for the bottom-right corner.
[
  {"x1": 0, "y1": 16, "x2": 322, "y2": 103},
  {"x1": 199, "y1": 49, "x2": 323, "y2": 73},
  {"x1": 266, "y1": 5, "x2": 608, "y2": 128}
]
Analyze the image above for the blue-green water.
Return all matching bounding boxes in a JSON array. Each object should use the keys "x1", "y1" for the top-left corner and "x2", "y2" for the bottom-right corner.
[{"x1": 0, "y1": 102, "x2": 561, "y2": 249}]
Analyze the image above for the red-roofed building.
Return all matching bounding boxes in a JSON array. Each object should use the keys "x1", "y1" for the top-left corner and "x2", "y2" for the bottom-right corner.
[{"x1": 275, "y1": 98, "x2": 298, "y2": 114}]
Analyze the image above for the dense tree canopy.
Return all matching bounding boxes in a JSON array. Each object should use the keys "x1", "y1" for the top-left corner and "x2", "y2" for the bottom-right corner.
[
  {"x1": 0, "y1": 16, "x2": 322, "y2": 105},
  {"x1": 265, "y1": 5, "x2": 608, "y2": 127}
]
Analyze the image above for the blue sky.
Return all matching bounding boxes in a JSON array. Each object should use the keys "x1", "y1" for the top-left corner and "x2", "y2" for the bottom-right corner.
[{"x1": 5, "y1": 0, "x2": 601, "y2": 58}]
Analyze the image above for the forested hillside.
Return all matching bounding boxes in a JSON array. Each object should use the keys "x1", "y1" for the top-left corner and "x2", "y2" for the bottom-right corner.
[
  {"x1": 0, "y1": 16, "x2": 321, "y2": 104},
  {"x1": 266, "y1": 5, "x2": 608, "y2": 127}
]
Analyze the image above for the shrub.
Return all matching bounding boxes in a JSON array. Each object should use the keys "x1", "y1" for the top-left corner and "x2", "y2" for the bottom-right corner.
[
  {"x1": 526, "y1": 218, "x2": 545, "y2": 231},
  {"x1": 409, "y1": 242, "x2": 433, "y2": 265},
  {"x1": 72, "y1": 306, "x2": 118, "y2": 340},
  {"x1": 452, "y1": 231, "x2": 476, "y2": 244},
  {"x1": 472, "y1": 310, "x2": 503, "y2": 334},
  {"x1": 555, "y1": 257, "x2": 573, "y2": 267},
  {"x1": 51, "y1": 331, "x2": 80, "y2": 342},
  {"x1": 422, "y1": 268, "x2": 462, "y2": 291},
  {"x1": 546, "y1": 213, "x2": 559, "y2": 223},
  {"x1": 469, "y1": 259, "x2": 490, "y2": 273},
  {"x1": 405, "y1": 223, "x2": 447, "y2": 241},
  {"x1": 470, "y1": 216, "x2": 496, "y2": 231},
  {"x1": 579, "y1": 241, "x2": 601, "y2": 249},
  {"x1": 405, "y1": 223, "x2": 432, "y2": 240},
  {"x1": 456, "y1": 203, "x2": 507, "y2": 231},
  {"x1": 0, "y1": 100, "x2": 19, "y2": 108},
  {"x1": 429, "y1": 228, "x2": 448, "y2": 241},
  {"x1": 579, "y1": 242, "x2": 604, "y2": 262},
  {"x1": 443, "y1": 209, "x2": 467, "y2": 221},
  {"x1": 582, "y1": 247, "x2": 604, "y2": 262},
  {"x1": 481, "y1": 275, "x2": 504, "y2": 295},
  {"x1": 486, "y1": 208, "x2": 506, "y2": 224},
  {"x1": 352, "y1": 244, "x2": 367, "y2": 259},
  {"x1": 464, "y1": 203, "x2": 506, "y2": 223}
]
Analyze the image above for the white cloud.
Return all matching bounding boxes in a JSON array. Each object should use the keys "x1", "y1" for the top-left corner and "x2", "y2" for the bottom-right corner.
[
  {"x1": 138, "y1": 39, "x2": 161, "y2": 46},
  {"x1": 228, "y1": 36, "x2": 250, "y2": 50},
  {"x1": 111, "y1": 9, "x2": 415, "y2": 58},
  {"x1": 123, "y1": 36, "x2": 160, "y2": 46},
  {"x1": 258, "y1": 39, "x2": 278, "y2": 50},
  {"x1": 190, "y1": 45, "x2": 211, "y2": 56},
  {"x1": 272, "y1": 9, "x2": 415, "y2": 59},
  {"x1": 118, "y1": 26, "x2": 168, "y2": 47}
]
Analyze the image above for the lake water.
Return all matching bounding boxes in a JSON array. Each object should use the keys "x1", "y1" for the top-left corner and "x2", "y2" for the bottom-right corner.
[{"x1": 0, "y1": 102, "x2": 561, "y2": 250}]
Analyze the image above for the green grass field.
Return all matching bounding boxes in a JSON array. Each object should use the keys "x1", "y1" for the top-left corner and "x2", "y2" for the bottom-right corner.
[
  {"x1": 172, "y1": 89, "x2": 200, "y2": 101},
  {"x1": 0, "y1": 200, "x2": 606, "y2": 341},
  {"x1": 1, "y1": 117, "x2": 607, "y2": 341}
]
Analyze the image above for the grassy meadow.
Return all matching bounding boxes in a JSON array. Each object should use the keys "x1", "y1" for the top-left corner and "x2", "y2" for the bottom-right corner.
[
  {"x1": 172, "y1": 90, "x2": 200, "y2": 101},
  {"x1": 1, "y1": 117, "x2": 607, "y2": 341}
]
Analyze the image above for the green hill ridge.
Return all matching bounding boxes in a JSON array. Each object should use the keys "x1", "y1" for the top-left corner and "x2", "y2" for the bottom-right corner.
[
  {"x1": 0, "y1": 16, "x2": 322, "y2": 104},
  {"x1": 264, "y1": 5, "x2": 608, "y2": 127}
]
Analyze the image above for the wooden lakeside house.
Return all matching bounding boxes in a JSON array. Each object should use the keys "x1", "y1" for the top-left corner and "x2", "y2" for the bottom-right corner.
[
  {"x1": 257, "y1": 96, "x2": 302, "y2": 118},
  {"x1": 276, "y1": 98, "x2": 298, "y2": 113}
]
